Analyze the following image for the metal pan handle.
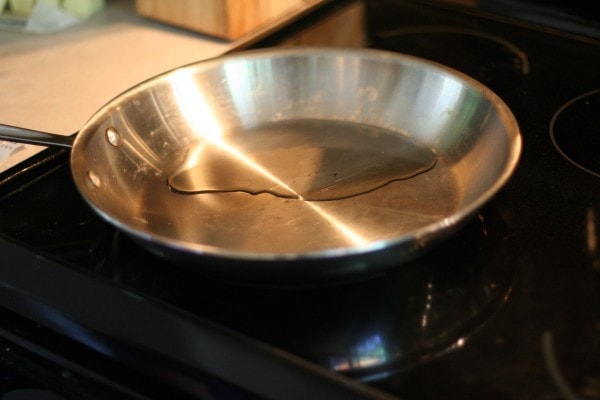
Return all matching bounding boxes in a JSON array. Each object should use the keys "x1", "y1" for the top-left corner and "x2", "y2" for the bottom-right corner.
[{"x1": 0, "y1": 124, "x2": 74, "y2": 149}]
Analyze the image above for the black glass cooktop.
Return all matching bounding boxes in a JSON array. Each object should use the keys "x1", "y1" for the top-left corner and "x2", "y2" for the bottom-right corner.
[{"x1": 1, "y1": 1, "x2": 599, "y2": 399}]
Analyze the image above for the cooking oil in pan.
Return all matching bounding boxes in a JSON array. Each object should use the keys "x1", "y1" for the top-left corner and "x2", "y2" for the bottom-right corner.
[{"x1": 167, "y1": 119, "x2": 437, "y2": 201}]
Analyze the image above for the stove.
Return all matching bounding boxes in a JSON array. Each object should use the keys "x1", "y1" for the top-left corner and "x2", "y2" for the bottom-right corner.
[{"x1": 1, "y1": 1, "x2": 599, "y2": 399}]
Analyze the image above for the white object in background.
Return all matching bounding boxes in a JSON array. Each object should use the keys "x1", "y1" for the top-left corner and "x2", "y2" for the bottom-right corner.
[{"x1": 25, "y1": 1, "x2": 81, "y2": 33}]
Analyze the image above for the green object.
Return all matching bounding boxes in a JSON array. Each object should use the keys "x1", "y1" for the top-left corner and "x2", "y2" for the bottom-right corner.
[{"x1": 62, "y1": 0, "x2": 105, "y2": 17}]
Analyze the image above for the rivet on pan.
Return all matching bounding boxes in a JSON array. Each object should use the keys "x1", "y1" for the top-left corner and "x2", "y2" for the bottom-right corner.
[
  {"x1": 105, "y1": 127, "x2": 123, "y2": 147},
  {"x1": 86, "y1": 170, "x2": 101, "y2": 188}
]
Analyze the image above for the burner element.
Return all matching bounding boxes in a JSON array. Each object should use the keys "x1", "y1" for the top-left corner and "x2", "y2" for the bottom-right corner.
[
  {"x1": 372, "y1": 26, "x2": 529, "y2": 94},
  {"x1": 110, "y1": 207, "x2": 515, "y2": 381},
  {"x1": 550, "y1": 89, "x2": 600, "y2": 177}
]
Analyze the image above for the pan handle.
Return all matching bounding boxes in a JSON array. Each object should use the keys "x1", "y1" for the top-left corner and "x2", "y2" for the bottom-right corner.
[{"x1": 0, "y1": 124, "x2": 75, "y2": 149}]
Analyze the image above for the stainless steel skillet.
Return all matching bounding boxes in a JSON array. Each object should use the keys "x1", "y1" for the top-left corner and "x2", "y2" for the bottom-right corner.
[{"x1": 0, "y1": 47, "x2": 521, "y2": 284}]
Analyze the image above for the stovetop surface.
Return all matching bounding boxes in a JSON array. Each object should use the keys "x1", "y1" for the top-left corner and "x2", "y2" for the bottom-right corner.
[{"x1": 1, "y1": 1, "x2": 599, "y2": 399}]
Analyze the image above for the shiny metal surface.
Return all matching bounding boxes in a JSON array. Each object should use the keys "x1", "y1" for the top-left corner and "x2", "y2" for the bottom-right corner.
[
  {"x1": 0, "y1": 48, "x2": 521, "y2": 282},
  {"x1": 166, "y1": 119, "x2": 438, "y2": 201},
  {"x1": 0, "y1": 125, "x2": 74, "y2": 148}
]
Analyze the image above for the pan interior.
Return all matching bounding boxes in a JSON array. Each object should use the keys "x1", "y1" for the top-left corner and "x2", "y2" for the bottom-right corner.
[
  {"x1": 70, "y1": 48, "x2": 520, "y2": 259},
  {"x1": 166, "y1": 119, "x2": 438, "y2": 201}
]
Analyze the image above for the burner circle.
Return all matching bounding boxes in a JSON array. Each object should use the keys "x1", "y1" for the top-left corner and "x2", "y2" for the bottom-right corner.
[
  {"x1": 550, "y1": 89, "x2": 600, "y2": 177},
  {"x1": 372, "y1": 26, "x2": 529, "y2": 94},
  {"x1": 119, "y1": 206, "x2": 514, "y2": 380}
]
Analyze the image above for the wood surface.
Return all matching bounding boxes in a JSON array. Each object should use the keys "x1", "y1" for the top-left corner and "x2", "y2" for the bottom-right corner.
[{"x1": 135, "y1": 0, "x2": 313, "y2": 39}]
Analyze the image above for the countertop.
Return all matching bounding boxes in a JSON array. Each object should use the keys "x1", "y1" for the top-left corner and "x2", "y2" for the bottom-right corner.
[{"x1": 0, "y1": 0, "x2": 235, "y2": 173}]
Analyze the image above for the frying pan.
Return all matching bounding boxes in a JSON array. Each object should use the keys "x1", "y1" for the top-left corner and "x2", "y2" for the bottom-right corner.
[{"x1": 0, "y1": 48, "x2": 521, "y2": 284}]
